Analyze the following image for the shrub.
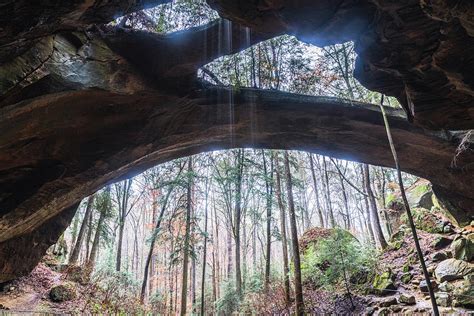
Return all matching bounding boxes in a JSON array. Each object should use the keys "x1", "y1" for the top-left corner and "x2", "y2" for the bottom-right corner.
[
  {"x1": 301, "y1": 228, "x2": 377, "y2": 291},
  {"x1": 216, "y1": 280, "x2": 240, "y2": 314}
]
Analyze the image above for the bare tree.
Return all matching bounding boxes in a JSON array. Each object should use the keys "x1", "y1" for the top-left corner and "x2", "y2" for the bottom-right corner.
[{"x1": 283, "y1": 151, "x2": 304, "y2": 315}]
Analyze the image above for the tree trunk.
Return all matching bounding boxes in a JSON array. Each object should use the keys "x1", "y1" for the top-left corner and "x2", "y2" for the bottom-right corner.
[
  {"x1": 69, "y1": 194, "x2": 95, "y2": 265},
  {"x1": 234, "y1": 150, "x2": 244, "y2": 298},
  {"x1": 85, "y1": 209, "x2": 94, "y2": 263},
  {"x1": 338, "y1": 171, "x2": 351, "y2": 230},
  {"x1": 262, "y1": 150, "x2": 273, "y2": 292},
  {"x1": 116, "y1": 179, "x2": 132, "y2": 272},
  {"x1": 86, "y1": 189, "x2": 109, "y2": 271},
  {"x1": 363, "y1": 164, "x2": 388, "y2": 249},
  {"x1": 200, "y1": 178, "x2": 209, "y2": 316},
  {"x1": 213, "y1": 199, "x2": 220, "y2": 302},
  {"x1": 274, "y1": 153, "x2": 291, "y2": 305},
  {"x1": 226, "y1": 227, "x2": 232, "y2": 279},
  {"x1": 323, "y1": 157, "x2": 336, "y2": 227},
  {"x1": 378, "y1": 98, "x2": 439, "y2": 315},
  {"x1": 140, "y1": 173, "x2": 180, "y2": 303},
  {"x1": 180, "y1": 157, "x2": 193, "y2": 316},
  {"x1": 191, "y1": 180, "x2": 197, "y2": 313},
  {"x1": 283, "y1": 152, "x2": 304, "y2": 315}
]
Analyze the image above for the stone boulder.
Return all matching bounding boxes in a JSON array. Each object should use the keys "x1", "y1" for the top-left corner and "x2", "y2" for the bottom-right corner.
[
  {"x1": 299, "y1": 227, "x2": 356, "y2": 253},
  {"x1": 372, "y1": 269, "x2": 396, "y2": 295},
  {"x1": 65, "y1": 265, "x2": 90, "y2": 285},
  {"x1": 401, "y1": 272, "x2": 412, "y2": 284},
  {"x1": 453, "y1": 275, "x2": 474, "y2": 308},
  {"x1": 432, "y1": 236, "x2": 453, "y2": 250},
  {"x1": 406, "y1": 180, "x2": 434, "y2": 210},
  {"x1": 401, "y1": 208, "x2": 446, "y2": 234},
  {"x1": 378, "y1": 297, "x2": 397, "y2": 307},
  {"x1": 398, "y1": 294, "x2": 416, "y2": 305},
  {"x1": 420, "y1": 279, "x2": 438, "y2": 293},
  {"x1": 49, "y1": 282, "x2": 77, "y2": 302},
  {"x1": 451, "y1": 236, "x2": 474, "y2": 262},
  {"x1": 435, "y1": 292, "x2": 452, "y2": 307},
  {"x1": 432, "y1": 251, "x2": 448, "y2": 262},
  {"x1": 435, "y1": 259, "x2": 473, "y2": 282}
]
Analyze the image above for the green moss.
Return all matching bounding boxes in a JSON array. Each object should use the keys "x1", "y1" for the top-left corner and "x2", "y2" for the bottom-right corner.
[
  {"x1": 412, "y1": 184, "x2": 430, "y2": 197},
  {"x1": 372, "y1": 269, "x2": 396, "y2": 295},
  {"x1": 402, "y1": 263, "x2": 412, "y2": 273},
  {"x1": 49, "y1": 282, "x2": 76, "y2": 302},
  {"x1": 400, "y1": 207, "x2": 444, "y2": 233},
  {"x1": 454, "y1": 275, "x2": 474, "y2": 308},
  {"x1": 401, "y1": 273, "x2": 413, "y2": 284},
  {"x1": 385, "y1": 193, "x2": 396, "y2": 207},
  {"x1": 392, "y1": 240, "x2": 404, "y2": 250}
]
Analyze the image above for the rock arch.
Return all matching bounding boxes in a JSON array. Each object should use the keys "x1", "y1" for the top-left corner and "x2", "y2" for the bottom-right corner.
[{"x1": 1, "y1": 0, "x2": 473, "y2": 282}]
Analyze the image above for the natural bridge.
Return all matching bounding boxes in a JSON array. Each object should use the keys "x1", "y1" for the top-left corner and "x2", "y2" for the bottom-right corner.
[{"x1": 0, "y1": 0, "x2": 473, "y2": 282}]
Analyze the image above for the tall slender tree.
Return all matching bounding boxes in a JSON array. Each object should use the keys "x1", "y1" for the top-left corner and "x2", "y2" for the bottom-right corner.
[
  {"x1": 69, "y1": 194, "x2": 95, "y2": 265},
  {"x1": 308, "y1": 153, "x2": 325, "y2": 228},
  {"x1": 234, "y1": 149, "x2": 244, "y2": 297},
  {"x1": 86, "y1": 187, "x2": 111, "y2": 271},
  {"x1": 283, "y1": 151, "x2": 304, "y2": 315},
  {"x1": 262, "y1": 150, "x2": 273, "y2": 292},
  {"x1": 180, "y1": 157, "x2": 193, "y2": 316},
  {"x1": 363, "y1": 164, "x2": 388, "y2": 249},
  {"x1": 200, "y1": 177, "x2": 210, "y2": 316},
  {"x1": 274, "y1": 153, "x2": 291, "y2": 304}
]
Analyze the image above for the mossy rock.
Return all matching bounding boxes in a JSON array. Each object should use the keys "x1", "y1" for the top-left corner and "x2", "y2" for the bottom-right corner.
[
  {"x1": 390, "y1": 225, "x2": 408, "y2": 243},
  {"x1": 372, "y1": 269, "x2": 396, "y2": 295},
  {"x1": 299, "y1": 227, "x2": 356, "y2": 254},
  {"x1": 402, "y1": 263, "x2": 413, "y2": 273},
  {"x1": 453, "y1": 275, "x2": 474, "y2": 308},
  {"x1": 401, "y1": 272, "x2": 413, "y2": 284},
  {"x1": 451, "y1": 236, "x2": 474, "y2": 262},
  {"x1": 432, "y1": 236, "x2": 453, "y2": 250},
  {"x1": 386, "y1": 197, "x2": 405, "y2": 212},
  {"x1": 391, "y1": 240, "x2": 404, "y2": 250},
  {"x1": 66, "y1": 265, "x2": 89, "y2": 285},
  {"x1": 49, "y1": 282, "x2": 76, "y2": 302},
  {"x1": 405, "y1": 180, "x2": 434, "y2": 210},
  {"x1": 401, "y1": 208, "x2": 444, "y2": 233}
]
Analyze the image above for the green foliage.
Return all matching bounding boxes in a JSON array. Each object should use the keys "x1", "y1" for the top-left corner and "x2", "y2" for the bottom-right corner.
[
  {"x1": 216, "y1": 280, "x2": 240, "y2": 314},
  {"x1": 88, "y1": 247, "x2": 142, "y2": 314},
  {"x1": 245, "y1": 272, "x2": 264, "y2": 294},
  {"x1": 93, "y1": 188, "x2": 116, "y2": 245},
  {"x1": 301, "y1": 228, "x2": 377, "y2": 290},
  {"x1": 149, "y1": 290, "x2": 167, "y2": 313}
]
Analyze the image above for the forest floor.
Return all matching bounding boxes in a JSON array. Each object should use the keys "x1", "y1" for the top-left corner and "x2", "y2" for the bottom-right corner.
[
  {"x1": 0, "y1": 261, "x2": 90, "y2": 314},
  {"x1": 0, "y1": 229, "x2": 473, "y2": 314}
]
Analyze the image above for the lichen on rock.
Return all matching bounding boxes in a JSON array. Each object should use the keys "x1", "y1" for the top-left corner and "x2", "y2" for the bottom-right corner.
[
  {"x1": 372, "y1": 269, "x2": 396, "y2": 295},
  {"x1": 49, "y1": 282, "x2": 77, "y2": 302}
]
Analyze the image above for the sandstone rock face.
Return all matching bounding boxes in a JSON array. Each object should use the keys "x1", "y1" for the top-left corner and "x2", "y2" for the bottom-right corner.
[
  {"x1": 0, "y1": 0, "x2": 473, "y2": 282},
  {"x1": 0, "y1": 204, "x2": 78, "y2": 284},
  {"x1": 209, "y1": 0, "x2": 474, "y2": 130}
]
